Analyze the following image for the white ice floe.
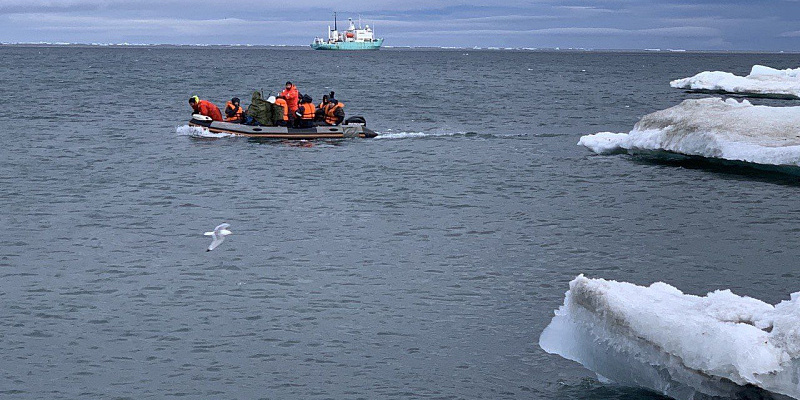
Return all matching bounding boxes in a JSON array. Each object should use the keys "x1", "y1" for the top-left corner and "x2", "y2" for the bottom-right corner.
[
  {"x1": 204, "y1": 223, "x2": 232, "y2": 252},
  {"x1": 539, "y1": 275, "x2": 800, "y2": 400},
  {"x1": 175, "y1": 125, "x2": 233, "y2": 138},
  {"x1": 671, "y1": 65, "x2": 800, "y2": 99},
  {"x1": 579, "y1": 98, "x2": 800, "y2": 167}
]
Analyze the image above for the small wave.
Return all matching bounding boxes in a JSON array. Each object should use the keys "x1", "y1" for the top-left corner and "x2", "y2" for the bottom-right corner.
[{"x1": 175, "y1": 125, "x2": 233, "y2": 138}]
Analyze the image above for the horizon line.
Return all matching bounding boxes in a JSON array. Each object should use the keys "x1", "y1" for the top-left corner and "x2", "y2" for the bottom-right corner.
[{"x1": 1, "y1": 42, "x2": 798, "y2": 54}]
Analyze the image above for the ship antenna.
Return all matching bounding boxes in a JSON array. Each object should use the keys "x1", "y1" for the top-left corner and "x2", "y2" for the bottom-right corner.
[{"x1": 334, "y1": 12, "x2": 337, "y2": 32}]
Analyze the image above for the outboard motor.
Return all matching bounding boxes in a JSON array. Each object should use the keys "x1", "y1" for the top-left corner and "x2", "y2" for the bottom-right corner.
[
  {"x1": 192, "y1": 114, "x2": 213, "y2": 122},
  {"x1": 344, "y1": 116, "x2": 367, "y2": 127}
]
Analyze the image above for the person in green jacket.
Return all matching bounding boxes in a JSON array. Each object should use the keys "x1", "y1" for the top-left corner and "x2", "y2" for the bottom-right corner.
[{"x1": 245, "y1": 91, "x2": 284, "y2": 126}]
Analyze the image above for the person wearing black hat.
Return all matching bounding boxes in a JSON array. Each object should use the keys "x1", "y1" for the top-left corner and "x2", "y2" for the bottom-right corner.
[
  {"x1": 322, "y1": 98, "x2": 345, "y2": 126},
  {"x1": 224, "y1": 97, "x2": 244, "y2": 123},
  {"x1": 317, "y1": 94, "x2": 329, "y2": 110},
  {"x1": 316, "y1": 94, "x2": 330, "y2": 122},
  {"x1": 294, "y1": 95, "x2": 315, "y2": 128}
]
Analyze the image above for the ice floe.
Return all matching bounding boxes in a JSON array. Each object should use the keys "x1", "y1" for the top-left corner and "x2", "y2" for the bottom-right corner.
[
  {"x1": 671, "y1": 65, "x2": 800, "y2": 99},
  {"x1": 579, "y1": 98, "x2": 800, "y2": 167},
  {"x1": 540, "y1": 275, "x2": 800, "y2": 400}
]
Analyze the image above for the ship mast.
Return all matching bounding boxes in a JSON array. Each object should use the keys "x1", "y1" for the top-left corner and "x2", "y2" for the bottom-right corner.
[{"x1": 334, "y1": 12, "x2": 337, "y2": 32}]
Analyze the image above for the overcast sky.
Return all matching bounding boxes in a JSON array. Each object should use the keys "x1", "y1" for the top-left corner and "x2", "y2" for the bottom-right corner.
[{"x1": 2, "y1": 0, "x2": 799, "y2": 50}]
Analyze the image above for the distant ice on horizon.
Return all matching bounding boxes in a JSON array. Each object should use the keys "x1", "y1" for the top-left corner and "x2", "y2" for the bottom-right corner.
[
  {"x1": 539, "y1": 275, "x2": 800, "y2": 400},
  {"x1": 578, "y1": 98, "x2": 800, "y2": 167},
  {"x1": 671, "y1": 65, "x2": 800, "y2": 99}
]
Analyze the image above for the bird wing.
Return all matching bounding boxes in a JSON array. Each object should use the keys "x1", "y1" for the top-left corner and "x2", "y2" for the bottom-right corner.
[
  {"x1": 214, "y1": 223, "x2": 231, "y2": 233},
  {"x1": 207, "y1": 235, "x2": 225, "y2": 251},
  {"x1": 207, "y1": 223, "x2": 231, "y2": 251}
]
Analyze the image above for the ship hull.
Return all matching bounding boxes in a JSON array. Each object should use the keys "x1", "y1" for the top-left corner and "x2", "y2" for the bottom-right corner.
[{"x1": 311, "y1": 39, "x2": 383, "y2": 50}]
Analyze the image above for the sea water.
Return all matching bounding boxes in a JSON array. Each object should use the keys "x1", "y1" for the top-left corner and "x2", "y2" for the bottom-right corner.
[{"x1": 0, "y1": 46, "x2": 799, "y2": 399}]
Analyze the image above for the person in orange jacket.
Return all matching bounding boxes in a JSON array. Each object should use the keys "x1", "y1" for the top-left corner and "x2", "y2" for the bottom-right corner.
[
  {"x1": 189, "y1": 95, "x2": 222, "y2": 121},
  {"x1": 294, "y1": 94, "x2": 316, "y2": 129},
  {"x1": 323, "y1": 99, "x2": 345, "y2": 125},
  {"x1": 279, "y1": 81, "x2": 299, "y2": 122},
  {"x1": 223, "y1": 97, "x2": 244, "y2": 123},
  {"x1": 270, "y1": 96, "x2": 290, "y2": 127}
]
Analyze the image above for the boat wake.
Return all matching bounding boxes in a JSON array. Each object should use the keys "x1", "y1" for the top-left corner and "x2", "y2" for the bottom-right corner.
[
  {"x1": 176, "y1": 125, "x2": 234, "y2": 138},
  {"x1": 371, "y1": 129, "x2": 531, "y2": 140},
  {"x1": 375, "y1": 131, "x2": 432, "y2": 140},
  {"x1": 540, "y1": 275, "x2": 800, "y2": 400},
  {"x1": 374, "y1": 130, "x2": 470, "y2": 140},
  {"x1": 579, "y1": 98, "x2": 800, "y2": 168}
]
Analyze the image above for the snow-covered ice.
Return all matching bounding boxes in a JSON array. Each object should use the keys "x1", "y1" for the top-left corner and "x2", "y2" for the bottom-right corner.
[
  {"x1": 671, "y1": 65, "x2": 800, "y2": 99},
  {"x1": 539, "y1": 275, "x2": 800, "y2": 400},
  {"x1": 578, "y1": 98, "x2": 800, "y2": 167}
]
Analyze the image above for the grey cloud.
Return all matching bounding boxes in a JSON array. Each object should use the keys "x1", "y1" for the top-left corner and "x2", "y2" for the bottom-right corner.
[
  {"x1": 553, "y1": 6, "x2": 619, "y2": 14},
  {"x1": 0, "y1": 0, "x2": 798, "y2": 50}
]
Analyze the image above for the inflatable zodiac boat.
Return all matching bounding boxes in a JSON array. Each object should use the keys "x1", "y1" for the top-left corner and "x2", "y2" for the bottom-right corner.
[{"x1": 188, "y1": 115, "x2": 378, "y2": 139}]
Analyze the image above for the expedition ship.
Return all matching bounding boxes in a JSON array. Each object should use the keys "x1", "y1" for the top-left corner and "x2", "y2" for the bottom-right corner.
[{"x1": 311, "y1": 13, "x2": 383, "y2": 50}]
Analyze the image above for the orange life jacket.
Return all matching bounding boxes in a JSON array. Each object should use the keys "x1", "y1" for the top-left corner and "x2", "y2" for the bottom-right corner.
[
  {"x1": 300, "y1": 103, "x2": 315, "y2": 120},
  {"x1": 275, "y1": 98, "x2": 289, "y2": 121},
  {"x1": 324, "y1": 102, "x2": 344, "y2": 125},
  {"x1": 224, "y1": 101, "x2": 244, "y2": 122}
]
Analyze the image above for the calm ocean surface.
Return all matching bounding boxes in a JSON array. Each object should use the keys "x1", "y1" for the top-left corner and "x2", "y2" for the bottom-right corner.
[{"x1": 1, "y1": 46, "x2": 798, "y2": 399}]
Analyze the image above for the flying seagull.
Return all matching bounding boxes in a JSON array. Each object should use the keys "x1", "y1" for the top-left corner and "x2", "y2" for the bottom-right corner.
[{"x1": 204, "y1": 223, "x2": 232, "y2": 251}]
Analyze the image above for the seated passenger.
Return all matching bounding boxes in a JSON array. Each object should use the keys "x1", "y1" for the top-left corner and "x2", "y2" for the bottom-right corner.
[
  {"x1": 323, "y1": 99, "x2": 345, "y2": 126},
  {"x1": 294, "y1": 95, "x2": 315, "y2": 129},
  {"x1": 244, "y1": 91, "x2": 281, "y2": 126},
  {"x1": 224, "y1": 97, "x2": 244, "y2": 123},
  {"x1": 317, "y1": 94, "x2": 329, "y2": 111},
  {"x1": 274, "y1": 96, "x2": 289, "y2": 127},
  {"x1": 315, "y1": 95, "x2": 330, "y2": 122},
  {"x1": 266, "y1": 96, "x2": 284, "y2": 126},
  {"x1": 189, "y1": 95, "x2": 222, "y2": 121}
]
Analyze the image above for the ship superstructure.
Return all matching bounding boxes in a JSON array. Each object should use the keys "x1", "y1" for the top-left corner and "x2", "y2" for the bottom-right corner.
[{"x1": 311, "y1": 13, "x2": 383, "y2": 50}]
